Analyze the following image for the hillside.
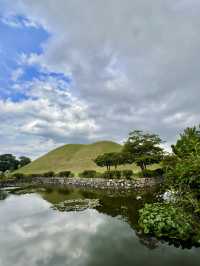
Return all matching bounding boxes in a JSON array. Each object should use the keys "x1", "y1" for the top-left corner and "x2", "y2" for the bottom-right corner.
[{"x1": 18, "y1": 141, "x2": 128, "y2": 174}]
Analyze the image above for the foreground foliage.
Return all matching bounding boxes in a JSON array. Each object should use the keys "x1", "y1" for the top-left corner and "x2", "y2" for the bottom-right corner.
[
  {"x1": 165, "y1": 126, "x2": 200, "y2": 189},
  {"x1": 139, "y1": 203, "x2": 197, "y2": 241},
  {"x1": 139, "y1": 125, "x2": 200, "y2": 244}
]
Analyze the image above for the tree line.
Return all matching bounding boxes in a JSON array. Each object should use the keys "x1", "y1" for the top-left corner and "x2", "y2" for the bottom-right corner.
[{"x1": 0, "y1": 154, "x2": 31, "y2": 173}]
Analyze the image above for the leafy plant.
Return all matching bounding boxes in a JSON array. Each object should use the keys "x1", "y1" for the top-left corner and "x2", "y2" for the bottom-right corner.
[{"x1": 139, "y1": 203, "x2": 195, "y2": 240}]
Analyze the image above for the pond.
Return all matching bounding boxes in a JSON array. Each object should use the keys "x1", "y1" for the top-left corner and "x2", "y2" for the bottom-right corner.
[{"x1": 0, "y1": 186, "x2": 199, "y2": 266}]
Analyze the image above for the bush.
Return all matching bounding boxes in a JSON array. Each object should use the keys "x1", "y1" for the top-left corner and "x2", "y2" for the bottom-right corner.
[
  {"x1": 57, "y1": 171, "x2": 73, "y2": 178},
  {"x1": 42, "y1": 171, "x2": 55, "y2": 178},
  {"x1": 139, "y1": 203, "x2": 195, "y2": 240},
  {"x1": 79, "y1": 170, "x2": 97, "y2": 178},
  {"x1": 138, "y1": 168, "x2": 164, "y2": 178},
  {"x1": 122, "y1": 170, "x2": 133, "y2": 179}
]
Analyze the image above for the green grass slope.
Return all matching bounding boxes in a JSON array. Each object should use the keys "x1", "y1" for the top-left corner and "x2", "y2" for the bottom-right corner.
[{"x1": 18, "y1": 141, "x2": 125, "y2": 175}]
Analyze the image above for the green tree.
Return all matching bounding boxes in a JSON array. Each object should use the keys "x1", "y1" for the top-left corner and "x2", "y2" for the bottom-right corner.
[
  {"x1": 166, "y1": 125, "x2": 200, "y2": 189},
  {"x1": 94, "y1": 153, "x2": 114, "y2": 171},
  {"x1": 94, "y1": 152, "x2": 129, "y2": 171},
  {"x1": 19, "y1": 156, "x2": 31, "y2": 167},
  {"x1": 108, "y1": 152, "x2": 128, "y2": 169},
  {"x1": 0, "y1": 154, "x2": 19, "y2": 172},
  {"x1": 172, "y1": 126, "x2": 200, "y2": 158},
  {"x1": 123, "y1": 130, "x2": 164, "y2": 175}
]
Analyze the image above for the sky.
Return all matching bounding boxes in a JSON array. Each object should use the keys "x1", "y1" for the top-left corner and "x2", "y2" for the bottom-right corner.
[{"x1": 0, "y1": 0, "x2": 200, "y2": 159}]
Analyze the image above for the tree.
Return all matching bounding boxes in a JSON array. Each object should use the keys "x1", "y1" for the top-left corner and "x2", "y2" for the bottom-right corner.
[
  {"x1": 94, "y1": 153, "x2": 113, "y2": 171},
  {"x1": 171, "y1": 126, "x2": 200, "y2": 159},
  {"x1": 0, "y1": 154, "x2": 31, "y2": 172},
  {"x1": 123, "y1": 130, "x2": 164, "y2": 175},
  {"x1": 0, "y1": 154, "x2": 19, "y2": 172},
  {"x1": 108, "y1": 152, "x2": 127, "y2": 169},
  {"x1": 94, "y1": 152, "x2": 129, "y2": 171},
  {"x1": 19, "y1": 156, "x2": 31, "y2": 167},
  {"x1": 166, "y1": 125, "x2": 200, "y2": 189}
]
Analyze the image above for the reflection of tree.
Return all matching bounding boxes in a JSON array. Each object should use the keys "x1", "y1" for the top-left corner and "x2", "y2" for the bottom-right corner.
[
  {"x1": 79, "y1": 187, "x2": 199, "y2": 250},
  {"x1": 136, "y1": 231, "x2": 159, "y2": 250},
  {"x1": 0, "y1": 190, "x2": 8, "y2": 201},
  {"x1": 83, "y1": 187, "x2": 162, "y2": 250},
  {"x1": 39, "y1": 186, "x2": 200, "y2": 249}
]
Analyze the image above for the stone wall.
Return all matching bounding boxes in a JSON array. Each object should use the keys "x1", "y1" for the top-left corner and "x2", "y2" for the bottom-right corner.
[{"x1": 34, "y1": 177, "x2": 161, "y2": 190}]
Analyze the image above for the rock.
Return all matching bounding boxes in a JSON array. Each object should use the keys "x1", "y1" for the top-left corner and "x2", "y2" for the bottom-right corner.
[
  {"x1": 136, "y1": 196, "x2": 142, "y2": 200},
  {"x1": 52, "y1": 198, "x2": 101, "y2": 212}
]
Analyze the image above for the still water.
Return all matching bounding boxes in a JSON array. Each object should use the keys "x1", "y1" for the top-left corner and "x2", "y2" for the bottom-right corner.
[{"x1": 0, "y1": 186, "x2": 199, "y2": 266}]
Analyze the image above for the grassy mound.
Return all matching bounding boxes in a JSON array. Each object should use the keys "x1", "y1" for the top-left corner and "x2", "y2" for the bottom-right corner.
[{"x1": 17, "y1": 141, "x2": 137, "y2": 175}]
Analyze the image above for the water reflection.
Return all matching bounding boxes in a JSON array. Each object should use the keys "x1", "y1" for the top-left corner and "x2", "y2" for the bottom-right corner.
[{"x1": 0, "y1": 187, "x2": 199, "y2": 266}]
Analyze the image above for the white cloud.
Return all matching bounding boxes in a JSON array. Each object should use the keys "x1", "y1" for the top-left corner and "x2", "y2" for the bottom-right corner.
[
  {"x1": 0, "y1": 77, "x2": 98, "y2": 158},
  {"x1": 0, "y1": 194, "x2": 133, "y2": 266},
  {"x1": 1, "y1": 0, "x2": 200, "y2": 157}
]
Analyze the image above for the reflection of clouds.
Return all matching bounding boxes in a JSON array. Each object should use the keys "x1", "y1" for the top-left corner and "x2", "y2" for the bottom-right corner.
[
  {"x1": 0, "y1": 194, "x2": 113, "y2": 266},
  {"x1": 0, "y1": 195, "x2": 200, "y2": 266}
]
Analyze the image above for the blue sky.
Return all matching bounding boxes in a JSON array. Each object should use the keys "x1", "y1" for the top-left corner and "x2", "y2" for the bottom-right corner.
[
  {"x1": 0, "y1": 14, "x2": 72, "y2": 104},
  {"x1": 1, "y1": 0, "x2": 200, "y2": 158},
  {"x1": 0, "y1": 15, "x2": 47, "y2": 99}
]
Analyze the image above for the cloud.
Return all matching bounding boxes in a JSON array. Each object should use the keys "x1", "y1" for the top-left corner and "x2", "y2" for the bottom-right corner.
[
  {"x1": 11, "y1": 68, "x2": 24, "y2": 81},
  {"x1": 1, "y1": 0, "x2": 200, "y2": 157},
  {"x1": 0, "y1": 76, "x2": 98, "y2": 158}
]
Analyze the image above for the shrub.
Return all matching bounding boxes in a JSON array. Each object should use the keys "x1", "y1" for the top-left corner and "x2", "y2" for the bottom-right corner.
[
  {"x1": 138, "y1": 168, "x2": 164, "y2": 178},
  {"x1": 42, "y1": 171, "x2": 55, "y2": 178},
  {"x1": 122, "y1": 170, "x2": 133, "y2": 179},
  {"x1": 139, "y1": 203, "x2": 195, "y2": 240},
  {"x1": 57, "y1": 171, "x2": 73, "y2": 178},
  {"x1": 79, "y1": 170, "x2": 97, "y2": 178}
]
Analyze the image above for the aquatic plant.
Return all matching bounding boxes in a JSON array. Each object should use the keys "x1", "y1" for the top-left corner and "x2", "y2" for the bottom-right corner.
[{"x1": 139, "y1": 203, "x2": 196, "y2": 241}]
